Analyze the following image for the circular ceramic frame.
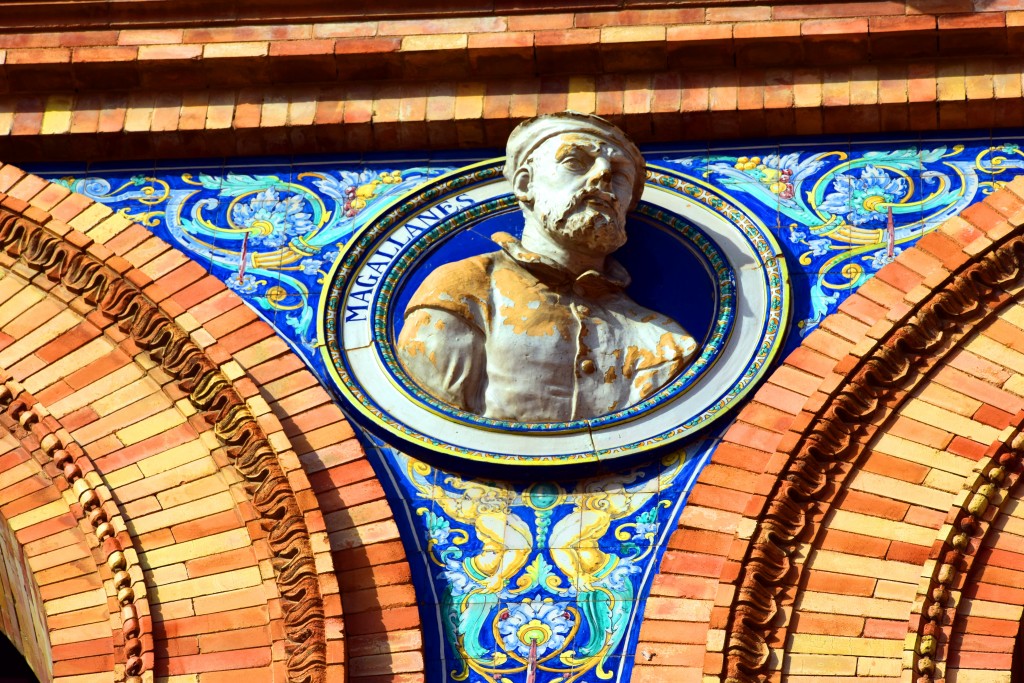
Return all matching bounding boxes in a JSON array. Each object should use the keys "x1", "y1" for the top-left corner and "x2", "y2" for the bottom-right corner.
[{"x1": 320, "y1": 160, "x2": 790, "y2": 465}]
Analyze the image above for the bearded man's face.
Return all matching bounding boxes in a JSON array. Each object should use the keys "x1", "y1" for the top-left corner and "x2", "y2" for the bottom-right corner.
[{"x1": 526, "y1": 133, "x2": 638, "y2": 257}]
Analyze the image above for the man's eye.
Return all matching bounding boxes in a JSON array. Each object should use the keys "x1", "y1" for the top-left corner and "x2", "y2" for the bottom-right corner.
[{"x1": 562, "y1": 158, "x2": 585, "y2": 172}]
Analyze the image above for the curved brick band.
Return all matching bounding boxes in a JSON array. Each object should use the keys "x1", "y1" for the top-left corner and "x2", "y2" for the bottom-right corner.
[
  {"x1": 631, "y1": 177, "x2": 1024, "y2": 682},
  {"x1": 0, "y1": 163, "x2": 426, "y2": 682}
]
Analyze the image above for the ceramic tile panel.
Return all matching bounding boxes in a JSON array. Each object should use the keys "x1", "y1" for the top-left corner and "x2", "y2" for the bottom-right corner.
[{"x1": 27, "y1": 128, "x2": 1024, "y2": 683}]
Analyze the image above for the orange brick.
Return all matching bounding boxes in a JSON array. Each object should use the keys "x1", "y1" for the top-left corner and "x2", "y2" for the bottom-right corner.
[
  {"x1": 137, "y1": 44, "x2": 203, "y2": 61},
  {"x1": 577, "y1": 8, "x2": 702, "y2": 27},
  {"x1": 685, "y1": 483, "x2": 752, "y2": 515},
  {"x1": 161, "y1": 648, "x2": 271, "y2": 675},
  {"x1": 804, "y1": 569, "x2": 876, "y2": 596},
  {"x1": 338, "y1": 562, "x2": 412, "y2": 591},
  {"x1": 269, "y1": 38, "x2": 335, "y2": 57},
  {"x1": 802, "y1": 17, "x2": 869, "y2": 35},
  {"x1": 344, "y1": 584, "x2": 417, "y2": 614},
  {"x1": 0, "y1": 34, "x2": 61, "y2": 49},
  {"x1": 197, "y1": 625, "x2": 272, "y2": 653},
  {"x1": 72, "y1": 46, "x2": 137, "y2": 62},
  {"x1": 117, "y1": 28, "x2": 184, "y2": 45},
  {"x1": 887, "y1": 540, "x2": 929, "y2": 564},
  {"x1": 668, "y1": 528, "x2": 732, "y2": 556},
  {"x1": 774, "y1": 1, "x2": 903, "y2": 20},
  {"x1": 707, "y1": 6, "x2": 769, "y2": 22},
  {"x1": 863, "y1": 618, "x2": 909, "y2": 638},
  {"x1": 507, "y1": 13, "x2": 574, "y2": 31},
  {"x1": 344, "y1": 605, "x2": 419, "y2": 636},
  {"x1": 186, "y1": 547, "x2": 259, "y2": 578},
  {"x1": 53, "y1": 654, "x2": 116, "y2": 677},
  {"x1": 791, "y1": 612, "x2": 865, "y2": 636},
  {"x1": 888, "y1": 416, "x2": 952, "y2": 449},
  {"x1": 839, "y1": 489, "x2": 909, "y2": 521},
  {"x1": 5, "y1": 47, "x2": 71, "y2": 64},
  {"x1": 819, "y1": 528, "x2": 891, "y2": 558},
  {"x1": 733, "y1": 21, "x2": 801, "y2": 39}
]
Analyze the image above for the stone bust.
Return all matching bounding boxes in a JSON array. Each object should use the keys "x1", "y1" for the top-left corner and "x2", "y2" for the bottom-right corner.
[{"x1": 396, "y1": 111, "x2": 697, "y2": 422}]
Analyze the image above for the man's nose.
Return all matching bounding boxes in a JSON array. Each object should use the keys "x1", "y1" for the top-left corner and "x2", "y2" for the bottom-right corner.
[{"x1": 585, "y1": 157, "x2": 612, "y2": 190}]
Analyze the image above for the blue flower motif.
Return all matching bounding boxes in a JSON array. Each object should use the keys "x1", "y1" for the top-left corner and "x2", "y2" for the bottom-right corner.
[
  {"x1": 498, "y1": 596, "x2": 573, "y2": 658},
  {"x1": 232, "y1": 188, "x2": 314, "y2": 249},
  {"x1": 819, "y1": 165, "x2": 907, "y2": 226},
  {"x1": 227, "y1": 273, "x2": 260, "y2": 294}
]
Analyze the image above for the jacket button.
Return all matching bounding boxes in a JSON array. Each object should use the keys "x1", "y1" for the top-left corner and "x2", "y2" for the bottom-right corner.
[{"x1": 580, "y1": 359, "x2": 596, "y2": 374}]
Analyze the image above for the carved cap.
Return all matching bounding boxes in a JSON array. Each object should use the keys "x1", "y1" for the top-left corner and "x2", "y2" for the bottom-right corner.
[{"x1": 503, "y1": 111, "x2": 647, "y2": 207}]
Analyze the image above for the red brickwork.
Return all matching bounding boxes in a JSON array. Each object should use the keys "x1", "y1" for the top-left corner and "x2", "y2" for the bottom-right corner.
[
  {"x1": 5, "y1": 169, "x2": 1024, "y2": 682},
  {"x1": 0, "y1": 440, "x2": 81, "y2": 682},
  {"x1": 2, "y1": 4, "x2": 1024, "y2": 160},
  {"x1": 632, "y1": 176, "x2": 1024, "y2": 682},
  {"x1": 6, "y1": 4, "x2": 1024, "y2": 681},
  {"x1": 0, "y1": 164, "x2": 421, "y2": 683}
]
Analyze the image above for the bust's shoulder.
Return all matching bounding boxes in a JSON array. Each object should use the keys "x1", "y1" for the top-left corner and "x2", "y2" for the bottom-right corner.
[
  {"x1": 413, "y1": 252, "x2": 498, "y2": 298},
  {"x1": 406, "y1": 251, "x2": 502, "y2": 322}
]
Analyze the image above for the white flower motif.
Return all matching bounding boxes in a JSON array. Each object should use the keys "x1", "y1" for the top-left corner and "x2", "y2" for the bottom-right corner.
[
  {"x1": 498, "y1": 596, "x2": 573, "y2": 658},
  {"x1": 807, "y1": 238, "x2": 831, "y2": 256},
  {"x1": 870, "y1": 246, "x2": 902, "y2": 269},
  {"x1": 299, "y1": 258, "x2": 322, "y2": 275},
  {"x1": 227, "y1": 273, "x2": 260, "y2": 294},
  {"x1": 231, "y1": 188, "x2": 314, "y2": 248},
  {"x1": 819, "y1": 165, "x2": 908, "y2": 226},
  {"x1": 596, "y1": 563, "x2": 640, "y2": 592},
  {"x1": 635, "y1": 519, "x2": 658, "y2": 537},
  {"x1": 441, "y1": 559, "x2": 475, "y2": 597}
]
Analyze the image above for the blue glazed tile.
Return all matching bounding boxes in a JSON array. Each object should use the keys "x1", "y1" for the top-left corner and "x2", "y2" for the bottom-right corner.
[
  {"x1": 27, "y1": 161, "x2": 89, "y2": 177},
  {"x1": 429, "y1": 148, "x2": 500, "y2": 165},
  {"x1": 23, "y1": 129, "x2": 1024, "y2": 683},
  {"x1": 294, "y1": 151, "x2": 364, "y2": 167},
  {"x1": 84, "y1": 159, "x2": 156, "y2": 174},
  {"x1": 223, "y1": 153, "x2": 293, "y2": 169},
  {"x1": 362, "y1": 149, "x2": 435, "y2": 165},
  {"x1": 154, "y1": 157, "x2": 225, "y2": 173}
]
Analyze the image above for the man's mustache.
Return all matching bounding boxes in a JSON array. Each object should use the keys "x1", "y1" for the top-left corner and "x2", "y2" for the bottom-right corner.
[{"x1": 567, "y1": 188, "x2": 620, "y2": 214}]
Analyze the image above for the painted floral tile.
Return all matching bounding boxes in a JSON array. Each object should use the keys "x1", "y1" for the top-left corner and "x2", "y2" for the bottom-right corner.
[{"x1": 26, "y1": 129, "x2": 1024, "y2": 683}]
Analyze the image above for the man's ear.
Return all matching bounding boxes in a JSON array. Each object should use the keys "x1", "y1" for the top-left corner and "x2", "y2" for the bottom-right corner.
[{"x1": 512, "y1": 166, "x2": 532, "y2": 205}]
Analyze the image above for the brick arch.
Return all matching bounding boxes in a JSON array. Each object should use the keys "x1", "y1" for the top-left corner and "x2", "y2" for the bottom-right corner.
[
  {"x1": 0, "y1": 231, "x2": 299, "y2": 681},
  {"x1": 0, "y1": 165, "x2": 422, "y2": 682},
  {"x1": 0, "y1": 377, "x2": 157, "y2": 683},
  {"x1": 0, "y1": 431, "x2": 92, "y2": 683},
  {"x1": 0, "y1": 514, "x2": 51, "y2": 682},
  {"x1": 632, "y1": 177, "x2": 1024, "y2": 683},
  {"x1": 936, "y1": 428, "x2": 1024, "y2": 682}
]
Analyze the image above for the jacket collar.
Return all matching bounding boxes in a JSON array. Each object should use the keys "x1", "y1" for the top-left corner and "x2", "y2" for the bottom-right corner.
[{"x1": 491, "y1": 231, "x2": 631, "y2": 297}]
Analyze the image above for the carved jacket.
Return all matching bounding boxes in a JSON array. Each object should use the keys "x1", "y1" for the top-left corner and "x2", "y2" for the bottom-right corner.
[{"x1": 396, "y1": 231, "x2": 697, "y2": 423}]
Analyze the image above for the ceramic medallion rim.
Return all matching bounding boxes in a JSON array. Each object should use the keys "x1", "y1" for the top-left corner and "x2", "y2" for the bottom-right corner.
[{"x1": 318, "y1": 158, "x2": 791, "y2": 466}]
